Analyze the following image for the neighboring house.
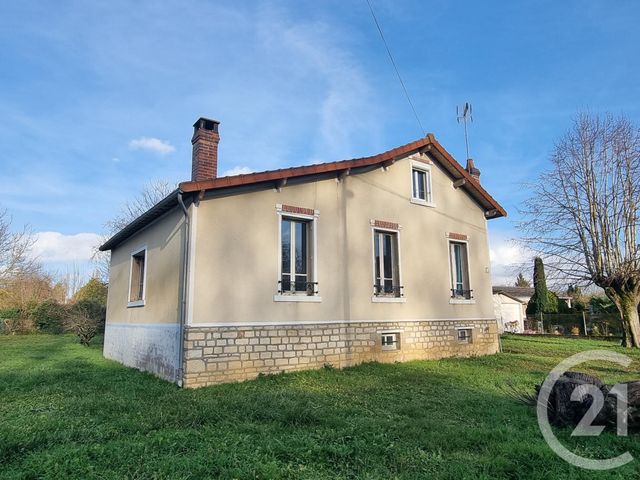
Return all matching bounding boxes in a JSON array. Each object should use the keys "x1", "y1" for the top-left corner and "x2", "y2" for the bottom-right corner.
[
  {"x1": 492, "y1": 286, "x2": 573, "y2": 333},
  {"x1": 492, "y1": 287, "x2": 530, "y2": 333},
  {"x1": 100, "y1": 117, "x2": 507, "y2": 387}
]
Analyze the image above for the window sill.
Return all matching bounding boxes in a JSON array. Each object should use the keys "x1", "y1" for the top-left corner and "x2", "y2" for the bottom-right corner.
[
  {"x1": 449, "y1": 298, "x2": 476, "y2": 305},
  {"x1": 410, "y1": 198, "x2": 436, "y2": 208},
  {"x1": 127, "y1": 300, "x2": 145, "y2": 308},
  {"x1": 372, "y1": 296, "x2": 407, "y2": 303},
  {"x1": 273, "y1": 295, "x2": 322, "y2": 303}
]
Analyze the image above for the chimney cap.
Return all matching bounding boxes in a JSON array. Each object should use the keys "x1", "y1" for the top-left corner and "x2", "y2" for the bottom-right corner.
[
  {"x1": 193, "y1": 117, "x2": 220, "y2": 133},
  {"x1": 465, "y1": 158, "x2": 481, "y2": 179}
]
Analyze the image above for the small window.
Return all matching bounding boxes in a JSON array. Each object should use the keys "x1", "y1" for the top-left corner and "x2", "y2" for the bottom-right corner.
[
  {"x1": 129, "y1": 248, "x2": 146, "y2": 304},
  {"x1": 450, "y1": 241, "x2": 472, "y2": 299},
  {"x1": 381, "y1": 332, "x2": 399, "y2": 350},
  {"x1": 411, "y1": 164, "x2": 433, "y2": 204},
  {"x1": 373, "y1": 230, "x2": 402, "y2": 297},
  {"x1": 280, "y1": 217, "x2": 316, "y2": 295},
  {"x1": 457, "y1": 328, "x2": 473, "y2": 343}
]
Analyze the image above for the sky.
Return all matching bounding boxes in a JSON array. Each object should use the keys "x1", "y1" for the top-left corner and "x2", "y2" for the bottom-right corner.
[{"x1": 1, "y1": 0, "x2": 639, "y2": 285}]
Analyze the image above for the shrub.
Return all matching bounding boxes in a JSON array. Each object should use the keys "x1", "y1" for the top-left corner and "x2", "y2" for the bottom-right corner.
[
  {"x1": 73, "y1": 278, "x2": 108, "y2": 305},
  {"x1": 572, "y1": 297, "x2": 587, "y2": 312},
  {"x1": 64, "y1": 299, "x2": 106, "y2": 346},
  {"x1": 0, "y1": 307, "x2": 21, "y2": 319},
  {"x1": 30, "y1": 299, "x2": 67, "y2": 333},
  {"x1": 590, "y1": 295, "x2": 617, "y2": 314},
  {"x1": 73, "y1": 299, "x2": 106, "y2": 334},
  {"x1": 557, "y1": 295, "x2": 571, "y2": 314},
  {"x1": 2, "y1": 317, "x2": 34, "y2": 335}
]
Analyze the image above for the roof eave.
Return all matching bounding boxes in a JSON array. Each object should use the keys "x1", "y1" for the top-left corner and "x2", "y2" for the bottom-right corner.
[
  {"x1": 99, "y1": 189, "x2": 181, "y2": 252},
  {"x1": 179, "y1": 136, "x2": 506, "y2": 219}
]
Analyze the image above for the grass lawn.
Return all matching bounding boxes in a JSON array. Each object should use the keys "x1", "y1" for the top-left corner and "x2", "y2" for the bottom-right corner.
[{"x1": 1, "y1": 334, "x2": 640, "y2": 479}]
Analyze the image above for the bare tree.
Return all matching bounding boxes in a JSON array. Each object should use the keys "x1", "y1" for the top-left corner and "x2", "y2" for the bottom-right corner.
[
  {"x1": 0, "y1": 208, "x2": 36, "y2": 286},
  {"x1": 104, "y1": 179, "x2": 176, "y2": 234},
  {"x1": 92, "y1": 179, "x2": 176, "y2": 281},
  {"x1": 64, "y1": 302, "x2": 102, "y2": 346},
  {"x1": 520, "y1": 112, "x2": 640, "y2": 347},
  {"x1": 57, "y1": 262, "x2": 84, "y2": 303}
]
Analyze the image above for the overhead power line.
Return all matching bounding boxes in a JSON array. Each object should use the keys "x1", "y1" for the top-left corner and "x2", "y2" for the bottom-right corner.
[{"x1": 365, "y1": 0, "x2": 425, "y2": 136}]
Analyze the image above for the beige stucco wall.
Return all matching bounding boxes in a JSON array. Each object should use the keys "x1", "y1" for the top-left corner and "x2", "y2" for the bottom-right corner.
[
  {"x1": 106, "y1": 207, "x2": 185, "y2": 325},
  {"x1": 103, "y1": 208, "x2": 185, "y2": 381},
  {"x1": 190, "y1": 152, "x2": 495, "y2": 325}
]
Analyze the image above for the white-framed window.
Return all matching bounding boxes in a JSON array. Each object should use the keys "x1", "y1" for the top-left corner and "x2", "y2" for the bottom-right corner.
[
  {"x1": 457, "y1": 327, "x2": 473, "y2": 343},
  {"x1": 128, "y1": 246, "x2": 147, "y2": 307},
  {"x1": 281, "y1": 217, "x2": 313, "y2": 294},
  {"x1": 372, "y1": 229, "x2": 403, "y2": 299},
  {"x1": 381, "y1": 332, "x2": 400, "y2": 351},
  {"x1": 449, "y1": 241, "x2": 472, "y2": 300},
  {"x1": 275, "y1": 205, "x2": 321, "y2": 302},
  {"x1": 410, "y1": 160, "x2": 433, "y2": 206}
]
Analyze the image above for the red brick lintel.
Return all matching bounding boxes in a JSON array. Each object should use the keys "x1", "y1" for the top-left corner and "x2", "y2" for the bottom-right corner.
[
  {"x1": 373, "y1": 220, "x2": 400, "y2": 230},
  {"x1": 447, "y1": 232, "x2": 468, "y2": 241},
  {"x1": 282, "y1": 204, "x2": 315, "y2": 216}
]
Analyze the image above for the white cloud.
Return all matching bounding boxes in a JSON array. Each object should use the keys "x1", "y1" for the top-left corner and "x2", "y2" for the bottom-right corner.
[
  {"x1": 30, "y1": 232, "x2": 102, "y2": 263},
  {"x1": 221, "y1": 166, "x2": 254, "y2": 177},
  {"x1": 128, "y1": 137, "x2": 175, "y2": 155},
  {"x1": 489, "y1": 236, "x2": 533, "y2": 286},
  {"x1": 255, "y1": 10, "x2": 382, "y2": 160}
]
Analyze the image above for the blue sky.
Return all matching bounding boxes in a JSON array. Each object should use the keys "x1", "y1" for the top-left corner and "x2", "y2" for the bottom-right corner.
[{"x1": 1, "y1": 0, "x2": 639, "y2": 283}]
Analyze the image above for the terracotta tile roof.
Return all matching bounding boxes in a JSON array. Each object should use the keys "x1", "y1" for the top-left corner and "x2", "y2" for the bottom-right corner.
[
  {"x1": 178, "y1": 134, "x2": 507, "y2": 219},
  {"x1": 101, "y1": 134, "x2": 506, "y2": 251}
]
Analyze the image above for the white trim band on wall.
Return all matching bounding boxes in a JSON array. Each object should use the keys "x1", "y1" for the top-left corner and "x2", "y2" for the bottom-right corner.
[{"x1": 184, "y1": 318, "x2": 497, "y2": 328}]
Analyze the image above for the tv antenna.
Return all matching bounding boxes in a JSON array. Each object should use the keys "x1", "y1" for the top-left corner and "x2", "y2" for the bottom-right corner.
[{"x1": 457, "y1": 102, "x2": 473, "y2": 159}]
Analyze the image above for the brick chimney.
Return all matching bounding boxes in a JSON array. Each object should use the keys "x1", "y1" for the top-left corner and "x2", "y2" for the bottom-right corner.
[
  {"x1": 191, "y1": 117, "x2": 220, "y2": 181},
  {"x1": 465, "y1": 158, "x2": 481, "y2": 182}
]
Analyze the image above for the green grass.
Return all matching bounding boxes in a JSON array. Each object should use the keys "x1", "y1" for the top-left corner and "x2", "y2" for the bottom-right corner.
[{"x1": 1, "y1": 334, "x2": 640, "y2": 479}]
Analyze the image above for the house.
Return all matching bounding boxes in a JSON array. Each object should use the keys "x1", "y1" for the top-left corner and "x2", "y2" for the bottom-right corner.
[
  {"x1": 492, "y1": 286, "x2": 574, "y2": 333},
  {"x1": 491, "y1": 287, "x2": 531, "y2": 333},
  {"x1": 99, "y1": 117, "x2": 507, "y2": 387}
]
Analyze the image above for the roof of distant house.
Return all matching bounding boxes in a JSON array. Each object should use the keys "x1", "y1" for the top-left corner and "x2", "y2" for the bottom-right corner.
[
  {"x1": 100, "y1": 134, "x2": 507, "y2": 251},
  {"x1": 492, "y1": 286, "x2": 535, "y2": 299}
]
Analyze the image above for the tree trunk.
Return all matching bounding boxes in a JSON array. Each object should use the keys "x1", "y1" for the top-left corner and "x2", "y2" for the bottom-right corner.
[{"x1": 605, "y1": 287, "x2": 640, "y2": 348}]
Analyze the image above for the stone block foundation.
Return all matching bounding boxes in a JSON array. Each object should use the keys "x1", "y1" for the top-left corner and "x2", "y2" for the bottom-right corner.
[{"x1": 182, "y1": 319, "x2": 498, "y2": 388}]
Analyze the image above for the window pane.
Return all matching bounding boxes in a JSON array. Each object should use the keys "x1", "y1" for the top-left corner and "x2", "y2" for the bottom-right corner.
[
  {"x1": 424, "y1": 170, "x2": 431, "y2": 202},
  {"x1": 295, "y1": 274, "x2": 307, "y2": 291},
  {"x1": 130, "y1": 253, "x2": 145, "y2": 301},
  {"x1": 295, "y1": 221, "x2": 307, "y2": 274},
  {"x1": 383, "y1": 234, "x2": 392, "y2": 280},
  {"x1": 413, "y1": 169, "x2": 427, "y2": 200},
  {"x1": 454, "y1": 244, "x2": 463, "y2": 289},
  {"x1": 281, "y1": 219, "x2": 291, "y2": 274},
  {"x1": 137, "y1": 256, "x2": 145, "y2": 300},
  {"x1": 374, "y1": 233, "x2": 381, "y2": 284},
  {"x1": 281, "y1": 274, "x2": 291, "y2": 292},
  {"x1": 450, "y1": 242, "x2": 469, "y2": 295}
]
